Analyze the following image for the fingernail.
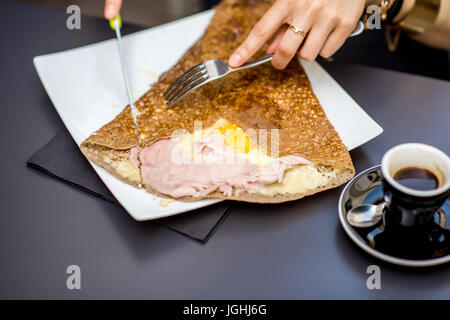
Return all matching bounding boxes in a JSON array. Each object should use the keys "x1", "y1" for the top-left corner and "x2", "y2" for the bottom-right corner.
[
  {"x1": 105, "y1": 4, "x2": 116, "y2": 19},
  {"x1": 229, "y1": 53, "x2": 242, "y2": 66}
]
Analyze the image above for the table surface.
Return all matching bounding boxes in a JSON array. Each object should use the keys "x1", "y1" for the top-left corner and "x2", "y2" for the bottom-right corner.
[{"x1": 1, "y1": 0, "x2": 449, "y2": 299}]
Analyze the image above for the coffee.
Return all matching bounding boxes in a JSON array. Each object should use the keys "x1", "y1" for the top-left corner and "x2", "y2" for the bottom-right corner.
[{"x1": 393, "y1": 166, "x2": 440, "y2": 191}]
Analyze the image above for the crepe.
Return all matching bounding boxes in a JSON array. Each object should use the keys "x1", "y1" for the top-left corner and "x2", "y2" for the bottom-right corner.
[{"x1": 80, "y1": 0, "x2": 355, "y2": 203}]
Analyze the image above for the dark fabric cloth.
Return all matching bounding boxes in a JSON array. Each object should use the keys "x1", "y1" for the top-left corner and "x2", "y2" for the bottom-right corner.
[{"x1": 27, "y1": 129, "x2": 232, "y2": 242}]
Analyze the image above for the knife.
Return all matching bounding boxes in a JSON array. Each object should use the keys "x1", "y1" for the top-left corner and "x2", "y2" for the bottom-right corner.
[{"x1": 109, "y1": 14, "x2": 140, "y2": 147}]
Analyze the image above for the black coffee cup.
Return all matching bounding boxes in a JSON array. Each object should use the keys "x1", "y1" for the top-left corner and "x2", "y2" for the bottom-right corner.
[{"x1": 381, "y1": 143, "x2": 450, "y2": 227}]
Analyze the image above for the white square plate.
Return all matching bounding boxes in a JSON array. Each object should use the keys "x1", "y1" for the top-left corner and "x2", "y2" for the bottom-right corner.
[{"x1": 33, "y1": 10, "x2": 383, "y2": 221}]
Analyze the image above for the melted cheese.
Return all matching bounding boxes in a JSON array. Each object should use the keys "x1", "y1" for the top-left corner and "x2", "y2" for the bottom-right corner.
[
  {"x1": 104, "y1": 157, "x2": 141, "y2": 183},
  {"x1": 254, "y1": 165, "x2": 340, "y2": 196}
]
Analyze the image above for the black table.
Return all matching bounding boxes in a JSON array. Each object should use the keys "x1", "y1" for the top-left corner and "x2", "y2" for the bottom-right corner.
[{"x1": 1, "y1": 0, "x2": 449, "y2": 299}]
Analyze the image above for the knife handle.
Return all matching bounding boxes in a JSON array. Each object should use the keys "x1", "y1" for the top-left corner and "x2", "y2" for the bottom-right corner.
[{"x1": 109, "y1": 14, "x2": 122, "y2": 31}]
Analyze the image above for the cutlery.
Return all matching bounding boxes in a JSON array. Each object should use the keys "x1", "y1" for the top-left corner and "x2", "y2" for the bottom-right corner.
[
  {"x1": 163, "y1": 21, "x2": 364, "y2": 107},
  {"x1": 347, "y1": 202, "x2": 385, "y2": 228},
  {"x1": 109, "y1": 14, "x2": 140, "y2": 146}
]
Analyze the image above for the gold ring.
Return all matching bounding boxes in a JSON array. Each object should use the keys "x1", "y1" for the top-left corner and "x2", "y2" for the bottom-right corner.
[{"x1": 289, "y1": 24, "x2": 307, "y2": 37}]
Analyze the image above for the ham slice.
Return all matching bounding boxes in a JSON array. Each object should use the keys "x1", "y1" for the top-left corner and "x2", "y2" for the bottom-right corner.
[{"x1": 136, "y1": 134, "x2": 310, "y2": 198}]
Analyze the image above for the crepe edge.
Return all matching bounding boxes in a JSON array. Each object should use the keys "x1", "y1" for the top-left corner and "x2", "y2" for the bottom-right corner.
[
  {"x1": 80, "y1": 143, "x2": 142, "y2": 189},
  {"x1": 202, "y1": 167, "x2": 355, "y2": 203}
]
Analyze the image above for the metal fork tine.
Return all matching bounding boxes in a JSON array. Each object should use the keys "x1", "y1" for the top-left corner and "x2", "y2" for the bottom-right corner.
[
  {"x1": 168, "y1": 74, "x2": 209, "y2": 107},
  {"x1": 167, "y1": 74, "x2": 207, "y2": 106},
  {"x1": 163, "y1": 63, "x2": 203, "y2": 94},
  {"x1": 164, "y1": 68, "x2": 207, "y2": 101},
  {"x1": 162, "y1": 63, "x2": 205, "y2": 97}
]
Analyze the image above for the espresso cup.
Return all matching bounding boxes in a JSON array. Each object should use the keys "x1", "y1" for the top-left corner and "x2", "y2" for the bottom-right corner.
[{"x1": 381, "y1": 143, "x2": 450, "y2": 227}]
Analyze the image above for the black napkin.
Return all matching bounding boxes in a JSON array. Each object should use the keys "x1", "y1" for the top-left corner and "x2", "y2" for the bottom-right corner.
[{"x1": 27, "y1": 130, "x2": 232, "y2": 242}]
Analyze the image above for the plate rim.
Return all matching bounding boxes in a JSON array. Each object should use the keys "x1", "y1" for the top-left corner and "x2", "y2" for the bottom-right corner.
[{"x1": 338, "y1": 165, "x2": 450, "y2": 267}]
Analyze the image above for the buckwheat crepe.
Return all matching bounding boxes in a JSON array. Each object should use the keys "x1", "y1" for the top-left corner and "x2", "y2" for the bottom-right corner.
[{"x1": 80, "y1": 0, "x2": 355, "y2": 203}]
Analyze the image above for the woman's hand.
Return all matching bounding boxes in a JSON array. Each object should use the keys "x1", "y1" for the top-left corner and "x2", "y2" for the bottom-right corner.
[
  {"x1": 229, "y1": 0, "x2": 368, "y2": 69},
  {"x1": 104, "y1": 0, "x2": 123, "y2": 19}
]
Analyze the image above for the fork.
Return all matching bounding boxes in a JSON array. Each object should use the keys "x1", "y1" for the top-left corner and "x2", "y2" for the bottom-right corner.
[{"x1": 163, "y1": 21, "x2": 364, "y2": 107}]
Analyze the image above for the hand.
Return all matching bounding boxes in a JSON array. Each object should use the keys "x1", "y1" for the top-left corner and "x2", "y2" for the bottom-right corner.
[
  {"x1": 228, "y1": 0, "x2": 368, "y2": 69},
  {"x1": 104, "y1": 0, "x2": 123, "y2": 19}
]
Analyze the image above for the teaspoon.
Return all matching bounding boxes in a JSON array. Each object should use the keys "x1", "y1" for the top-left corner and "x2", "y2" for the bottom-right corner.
[{"x1": 347, "y1": 203, "x2": 385, "y2": 228}]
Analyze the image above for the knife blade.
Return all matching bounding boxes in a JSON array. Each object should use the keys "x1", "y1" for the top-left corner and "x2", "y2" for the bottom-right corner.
[{"x1": 109, "y1": 15, "x2": 140, "y2": 147}]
